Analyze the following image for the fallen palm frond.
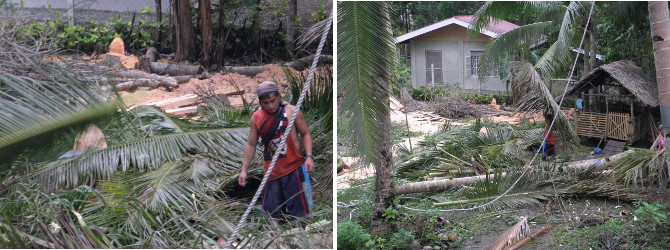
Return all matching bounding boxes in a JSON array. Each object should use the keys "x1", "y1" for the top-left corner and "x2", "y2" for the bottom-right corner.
[
  {"x1": 608, "y1": 148, "x2": 665, "y2": 187},
  {"x1": 487, "y1": 217, "x2": 529, "y2": 250},
  {"x1": 21, "y1": 128, "x2": 248, "y2": 190}
]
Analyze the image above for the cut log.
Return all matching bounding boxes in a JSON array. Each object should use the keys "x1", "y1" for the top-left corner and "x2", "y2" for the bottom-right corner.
[
  {"x1": 147, "y1": 94, "x2": 200, "y2": 110},
  {"x1": 222, "y1": 66, "x2": 267, "y2": 77},
  {"x1": 115, "y1": 79, "x2": 175, "y2": 91},
  {"x1": 114, "y1": 70, "x2": 178, "y2": 89},
  {"x1": 395, "y1": 150, "x2": 634, "y2": 195},
  {"x1": 150, "y1": 62, "x2": 201, "y2": 76},
  {"x1": 285, "y1": 54, "x2": 333, "y2": 71},
  {"x1": 165, "y1": 106, "x2": 198, "y2": 115},
  {"x1": 146, "y1": 47, "x2": 159, "y2": 62},
  {"x1": 101, "y1": 53, "x2": 124, "y2": 70},
  {"x1": 174, "y1": 75, "x2": 192, "y2": 84},
  {"x1": 395, "y1": 172, "x2": 509, "y2": 195}
]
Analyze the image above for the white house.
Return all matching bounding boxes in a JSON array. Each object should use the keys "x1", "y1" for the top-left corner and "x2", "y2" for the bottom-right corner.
[{"x1": 396, "y1": 15, "x2": 521, "y2": 94}]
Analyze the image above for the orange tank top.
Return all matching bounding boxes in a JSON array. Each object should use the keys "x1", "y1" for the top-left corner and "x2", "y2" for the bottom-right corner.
[{"x1": 253, "y1": 107, "x2": 305, "y2": 180}]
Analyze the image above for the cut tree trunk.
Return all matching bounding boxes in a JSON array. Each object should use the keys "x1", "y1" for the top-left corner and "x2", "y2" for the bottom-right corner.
[
  {"x1": 222, "y1": 65, "x2": 267, "y2": 76},
  {"x1": 150, "y1": 62, "x2": 201, "y2": 75},
  {"x1": 114, "y1": 70, "x2": 178, "y2": 88},
  {"x1": 285, "y1": 55, "x2": 333, "y2": 71},
  {"x1": 395, "y1": 150, "x2": 633, "y2": 195},
  {"x1": 115, "y1": 79, "x2": 176, "y2": 91}
]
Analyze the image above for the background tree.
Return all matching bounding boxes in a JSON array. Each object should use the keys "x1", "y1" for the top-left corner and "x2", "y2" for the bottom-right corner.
[
  {"x1": 338, "y1": 1, "x2": 397, "y2": 235},
  {"x1": 649, "y1": 1, "x2": 670, "y2": 190},
  {"x1": 173, "y1": 0, "x2": 196, "y2": 61},
  {"x1": 200, "y1": 0, "x2": 213, "y2": 67},
  {"x1": 286, "y1": 0, "x2": 297, "y2": 57}
]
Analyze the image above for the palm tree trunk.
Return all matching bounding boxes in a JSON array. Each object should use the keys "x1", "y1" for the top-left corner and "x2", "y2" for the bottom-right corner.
[
  {"x1": 649, "y1": 1, "x2": 670, "y2": 190},
  {"x1": 371, "y1": 107, "x2": 394, "y2": 235}
]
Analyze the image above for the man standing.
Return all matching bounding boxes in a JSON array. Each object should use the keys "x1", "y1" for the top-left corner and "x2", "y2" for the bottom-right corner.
[{"x1": 238, "y1": 81, "x2": 315, "y2": 219}]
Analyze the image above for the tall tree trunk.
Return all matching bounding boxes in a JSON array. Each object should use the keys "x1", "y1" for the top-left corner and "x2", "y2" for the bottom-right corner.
[
  {"x1": 213, "y1": 0, "x2": 227, "y2": 66},
  {"x1": 649, "y1": 1, "x2": 670, "y2": 190},
  {"x1": 174, "y1": 0, "x2": 196, "y2": 61},
  {"x1": 285, "y1": 0, "x2": 297, "y2": 58},
  {"x1": 154, "y1": 0, "x2": 162, "y2": 42},
  {"x1": 589, "y1": 21, "x2": 597, "y2": 72},
  {"x1": 199, "y1": 0, "x2": 213, "y2": 67},
  {"x1": 169, "y1": 0, "x2": 176, "y2": 51}
]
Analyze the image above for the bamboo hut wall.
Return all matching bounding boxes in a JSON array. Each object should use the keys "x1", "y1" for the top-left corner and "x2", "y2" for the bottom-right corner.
[
  {"x1": 607, "y1": 112, "x2": 630, "y2": 141},
  {"x1": 575, "y1": 112, "x2": 607, "y2": 138}
]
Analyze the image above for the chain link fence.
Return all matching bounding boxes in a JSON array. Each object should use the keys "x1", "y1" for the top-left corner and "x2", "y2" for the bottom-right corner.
[{"x1": 1, "y1": 0, "x2": 170, "y2": 25}]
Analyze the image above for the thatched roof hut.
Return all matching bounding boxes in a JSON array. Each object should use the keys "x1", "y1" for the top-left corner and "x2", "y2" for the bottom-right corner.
[
  {"x1": 567, "y1": 60, "x2": 659, "y2": 107},
  {"x1": 566, "y1": 60, "x2": 659, "y2": 144}
]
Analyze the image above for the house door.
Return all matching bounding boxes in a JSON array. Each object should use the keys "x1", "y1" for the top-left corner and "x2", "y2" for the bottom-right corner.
[{"x1": 425, "y1": 50, "x2": 442, "y2": 85}]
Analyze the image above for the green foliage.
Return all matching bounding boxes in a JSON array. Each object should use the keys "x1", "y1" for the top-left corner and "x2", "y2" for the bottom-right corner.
[
  {"x1": 337, "y1": 220, "x2": 371, "y2": 250},
  {"x1": 391, "y1": 122, "x2": 422, "y2": 146},
  {"x1": 634, "y1": 201, "x2": 668, "y2": 224},
  {"x1": 382, "y1": 205, "x2": 397, "y2": 221},
  {"x1": 409, "y1": 86, "x2": 450, "y2": 101},
  {"x1": 462, "y1": 93, "x2": 511, "y2": 105},
  {"x1": 16, "y1": 17, "x2": 169, "y2": 55},
  {"x1": 310, "y1": 4, "x2": 329, "y2": 23}
]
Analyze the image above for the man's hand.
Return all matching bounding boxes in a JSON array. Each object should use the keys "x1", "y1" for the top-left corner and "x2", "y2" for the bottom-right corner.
[
  {"x1": 238, "y1": 171, "x2": 248, "y2": 187},
  {"x1": 305, "y1": 157, "x2": 315, "y2": 173}
]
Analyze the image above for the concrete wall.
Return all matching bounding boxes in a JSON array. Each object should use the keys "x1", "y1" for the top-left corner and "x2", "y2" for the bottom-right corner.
[{"x1": 408, "y1": 25, "x2": 506, "y2": 93}]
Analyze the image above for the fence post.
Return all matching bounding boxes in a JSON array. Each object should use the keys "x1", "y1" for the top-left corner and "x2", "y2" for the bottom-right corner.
[{"x1": 68, "y1": 0, "x2": 75, "y2": 26}]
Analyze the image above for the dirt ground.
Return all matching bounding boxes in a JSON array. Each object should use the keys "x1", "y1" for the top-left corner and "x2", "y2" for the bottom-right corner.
[{"x1": 120, "y1": 64, "x2": 304, "y2": 107}]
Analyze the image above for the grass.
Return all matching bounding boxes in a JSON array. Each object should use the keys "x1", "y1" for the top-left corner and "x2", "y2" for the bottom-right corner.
[{"x1": 391, "y1": 122, "x2": 423, "y2": 145}]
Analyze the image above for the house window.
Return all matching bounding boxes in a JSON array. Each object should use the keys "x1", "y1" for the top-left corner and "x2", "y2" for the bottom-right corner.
[
  {"x1": 425, "y1": 50, "x2": 442, "y2": 85},
  {"x1": 470, "y1": 51, "x2": 498, "y2": 77}
]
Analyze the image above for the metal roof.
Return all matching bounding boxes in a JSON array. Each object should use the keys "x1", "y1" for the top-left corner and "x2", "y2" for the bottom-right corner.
[{"x1": 395, "y1": 15, "x2": 520, "y2": 43}]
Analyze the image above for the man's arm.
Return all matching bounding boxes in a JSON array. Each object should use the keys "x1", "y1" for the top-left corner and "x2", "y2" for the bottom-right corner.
[
  {"x1": 294, "y1": 109, "x2": 314, "y2": 172},
  {"x1": 239, "y1": 115, "x2": 259, "y2": 187}
]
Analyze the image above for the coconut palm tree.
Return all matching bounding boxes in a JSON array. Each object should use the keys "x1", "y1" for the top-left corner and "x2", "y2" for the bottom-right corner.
[
  {"x1": 648, "y1": 1, "x2": 670, "y2": 189},
  {"x1": 338, "y1": 1, "x2": 397, "y2": 235}
]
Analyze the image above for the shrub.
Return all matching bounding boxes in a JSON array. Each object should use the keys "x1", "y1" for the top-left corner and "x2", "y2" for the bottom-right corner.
[
  {"x1": 338, "y1": 220, "x2": 371, "y2": 250},
  {"x1": 409, "y1": 86, "x2": 449, "y2": 101}
]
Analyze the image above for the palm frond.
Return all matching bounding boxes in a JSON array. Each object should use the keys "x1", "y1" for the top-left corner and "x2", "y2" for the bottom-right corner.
[
  {"x1": 296, "y1": 17, "x2": 331, "y2": 50},
  {"x1": 516, "y1": 61, "x2": 578, "y2": 141},
  {"x1": 338, "y1": 1, "x2": 396, "y2": 165},
  {"x1": 23, "y1": 128, "x2": 249, "y2": 189},
  {"x1": 0, "y1": 72, "x2": 121, "y2": 169},
  {"x1": 608, "y1": 148, "x2": 665, "y2": 187},
  {"x1": 478, "y1": 22, "x2": 552, "y2": 78}
]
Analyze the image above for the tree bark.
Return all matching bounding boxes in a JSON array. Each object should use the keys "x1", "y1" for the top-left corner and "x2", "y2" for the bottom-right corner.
[
  {"x1": 649, "y1": 1, "x2": 670, "y2": 190},
  {"x1": 150, "y1": 62, "x2": 201, "y2": 75},
  {"x1": 285, "y1": 0, "x2": 297, "y2": 57},
  {"x1": 199, "y1": 0, "x2": 213, "y2": 67},
  {"x1": 213, "y1": 0, "x2": 227, "y2": 66},
  {"x1": 370, "y1": 104, "x2": 395, "y2": 235},
  {"x1": 174, "y1": 0, "x2": 196, "y2": 61},
  {"x1": 154, "y1": 0, "x2": 162, "y2": 41}
]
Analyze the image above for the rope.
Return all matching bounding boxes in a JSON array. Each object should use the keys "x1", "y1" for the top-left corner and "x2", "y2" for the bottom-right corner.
[
  {"x1": 223, "y1": 11, "x2": 333, "y2": 249},
  {"x1": 399, "y1": 2, "x2": 596, "y2": 213}
]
